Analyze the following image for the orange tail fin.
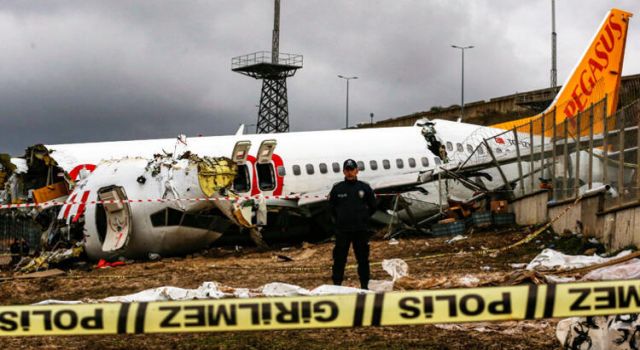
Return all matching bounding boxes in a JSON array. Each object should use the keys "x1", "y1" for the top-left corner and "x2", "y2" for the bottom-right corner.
[{"x1": 492, "y1": 8, "x2": 632, "y2": 133}]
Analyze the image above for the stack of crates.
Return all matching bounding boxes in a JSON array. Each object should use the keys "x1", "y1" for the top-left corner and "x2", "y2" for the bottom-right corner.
[
  {"x1": 492, "y1": 212, "x2": 516, "y2": 226},
  {"x1": 471, "y1": 211, "x2": 493, "y2": 228},
  {"x1": 430, "y1": 220, "x2": 466, "y2": 237}
]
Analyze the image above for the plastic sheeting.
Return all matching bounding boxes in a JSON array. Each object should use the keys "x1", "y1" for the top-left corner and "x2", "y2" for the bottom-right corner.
[
  {"x1": 583, "y1": 259, "x2": 640, "y2": 281},
  {"x1": 36, "y1": 258, "x2": 411, "y2": 304},
  {"x1": 36, "y1": 282, "x2": 372, "y2": 305},
  {"x1": 526, "y1": 248, "x2": 631, "y2": 272}
]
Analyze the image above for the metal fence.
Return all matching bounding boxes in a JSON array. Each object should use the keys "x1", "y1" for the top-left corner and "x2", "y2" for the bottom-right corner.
[
  {"x1": 474, "y1": 94, "x2": 640, "y2": 211},
  {"x1": 0, "y1": 211, "x2": 42, "y2": 254}
]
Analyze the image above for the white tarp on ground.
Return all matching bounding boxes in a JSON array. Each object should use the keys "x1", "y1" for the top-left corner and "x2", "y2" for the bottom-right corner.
[
  {"x1": 36, "y1": 258, "x2": 408, "y2": 304},
  {"x1": 582, "y1": 259, "x2": 640, "y2": 281},
  {"x1": 526, "y1": 248, "x2": 631, "y2": 272},
  {"x1": 35, "y1": 282, "x2": 372, "y2": 305}
]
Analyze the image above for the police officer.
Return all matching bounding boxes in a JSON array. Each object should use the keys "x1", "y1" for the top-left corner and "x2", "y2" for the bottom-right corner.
[{"x1": 329, "y1": 159, "x2": 376, "y2": 290}]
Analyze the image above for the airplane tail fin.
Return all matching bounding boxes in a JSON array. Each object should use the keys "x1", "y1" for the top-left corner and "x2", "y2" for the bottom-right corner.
[{"x1": 492, "y1": 8, "x2": 632, "y2": 133}]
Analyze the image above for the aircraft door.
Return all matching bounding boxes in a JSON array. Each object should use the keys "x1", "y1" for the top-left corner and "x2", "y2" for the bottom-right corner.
[
  {"x1": 97, "y1": 186, "x2": 132, "y2": 252},
  {"x1": 255, "y1": 139, "x2": 277, "y2": 192},
  {"x1": 231, "y1": 141, "x2": 252, "y2": 193}
]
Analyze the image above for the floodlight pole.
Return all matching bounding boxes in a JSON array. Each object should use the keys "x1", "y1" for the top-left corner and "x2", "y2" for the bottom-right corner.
[
  {"x1": 338, "y1": 75, "x2": 358, "y2": 128},
  {"x1": 451, "y1": 45, "x2": 474, "y2": 122}
]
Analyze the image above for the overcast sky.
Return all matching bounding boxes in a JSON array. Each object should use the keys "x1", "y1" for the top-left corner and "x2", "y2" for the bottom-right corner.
[{"x1": 0, "y1": 0, "x2": 638, "y2": 155}]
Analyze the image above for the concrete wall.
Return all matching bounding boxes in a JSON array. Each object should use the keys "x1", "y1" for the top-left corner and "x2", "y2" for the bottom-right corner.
[
  {"x1": 602, "y1": 206, "x2": 640, "y2": 250},
  {"x1": 542, "y1": 191, "x2": 640, "y2": 251},
  {"x1": 547, "y1": 194, "x2": 602, "y2": 237},
  {"x1": 511, "y1": 190, "x2": 549, "y2": 226}
]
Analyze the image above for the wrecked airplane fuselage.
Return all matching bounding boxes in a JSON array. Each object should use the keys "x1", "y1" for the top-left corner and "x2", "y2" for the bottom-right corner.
[{"x1": 54, "y1": 155, "x2": 239, "y2": 260}]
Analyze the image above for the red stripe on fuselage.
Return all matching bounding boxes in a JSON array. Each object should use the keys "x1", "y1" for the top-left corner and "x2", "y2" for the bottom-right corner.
[
  {"x1": 72, "y1": 191, "x2": 91, "y2": 223},
  {"x1": 68, "y1": 164, "x2": 96, "y2": 181}
]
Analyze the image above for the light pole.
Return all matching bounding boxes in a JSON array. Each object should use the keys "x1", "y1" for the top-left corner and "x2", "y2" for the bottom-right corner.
[
  {"x1": 451, "y1": 45, "x2": 473, "y2": 122},
  {"x1": 370, "y1": 112, "x2": 374, "y2": 126},
  {"x1": 338, "y1": 75, "x2": 358, "y2": 128}
]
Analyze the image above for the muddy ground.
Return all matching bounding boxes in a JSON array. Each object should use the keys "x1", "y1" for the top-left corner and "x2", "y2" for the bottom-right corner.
[{"x1": 0, "y1": 225, "x2": 577, "y2": 349}]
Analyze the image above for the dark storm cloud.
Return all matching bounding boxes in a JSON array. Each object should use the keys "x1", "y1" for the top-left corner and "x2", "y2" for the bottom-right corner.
[{"x1": 0, "y1": 1, "x2": 638, "y2": 155}]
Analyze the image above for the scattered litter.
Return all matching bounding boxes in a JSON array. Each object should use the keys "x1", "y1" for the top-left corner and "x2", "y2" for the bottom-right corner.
[
  {"x1": 382, "y1": 259, "x2": 409, "y2": 281},
  {"x1": 388, "y1": 238, "x2": 399, "y2": 245},
  {"x1": 588, "y1": 238, "x2": 599, "y2": 244},
  {"x1": 96, "y1": 259, "x2": 126, "y2": 269},
  {"x1": 148, "y1": 253, "x2": 161, "y2": 261},
  {"x1": 446, "y1": 235, "x2": 467, "y2": 244},
  {"x1": 480, "y1": 266, "x2": 491, "y2": 271},
  {"x1": 5, "y1": 269, "x2": 65, "y2": 280},
  {"x1": 509, "y1": 263, "x2": 527, "y2": 269},
  {"x1": 543, "y1": 275, "x2": 576, "y2": 283},
  {"x1": 526, "y1": 249, "x2": 631, "y2": 272},
  {"x1": 458, "y1": 275, "x2": 480, "y2": 287},
  {"x1": 557, "y1": 315, "x2": 640, "y2": 350},
  {"x1": 281, "y1": 247, "x2": 292, "y2": 251},
  {"x1": 274, "y1": 254, "x2": 294, "y2": 262},
  {"x1": 555, "y1": 253, "x2": 640, "y2": 348},
  {"x1": 437, "y1": 320, "x2": 553, "y2": 336},
  {"x1": 17, "y1": 245, "x2": 84, "y2": 273}
]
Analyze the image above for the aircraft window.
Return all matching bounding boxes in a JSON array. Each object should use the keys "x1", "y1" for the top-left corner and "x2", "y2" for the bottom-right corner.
[
  {"x1": 306, "y1": 164, "x2": 315, "y2": 175},
  {"x1": 396, "y1": 159, "x2": 404, "y2": 169},
  {"x1": 319, "y1": 163, "x2": 328, "y2": 174},
  {"x1": 408, "y1": 158, "x2": 416, "y2": 168},
  {"x1": 277, "y1": 166, "x2": 286, "y2": 177},
  {"x1": 456, "y1": 143, "x2": 464, "y2": 152},
  {"x1": 382, "y1": 159, "x2": 390, "y2": 169},
  {"x1": 370, "y1": 160, "x2": 378, "y2": 170},
  {"x1": 357, "y1": 161, "x2": 365, "y2": 171},
  {"x1": 256, "y1": 163, "x2": 276, "y2": 191},
  {"x1": 466, "y1": 144, "x2": 474, "y2": 153},
  {"x1": 421, "y1": 157, "x2": 429, "y2": 167},
  {"x1": 446, "y1": 142, "x2": 453, "y2": 151},
  {"x1": 478, "y1": 145, "x2": 485, "y2": 155},
  {"x1": 233, "y1": 164, "x2": 251, "y2": 193},
  {"x1": 332, "y1": 162, "x2": 340, "y2": 173},
  {"x1": 434, "y1": 157, "x2": 442, "y2": 165},
  {"x1": 496, "y1": 148, "x2": 503, "y2": 154},
  {"x1": 293, "y1": 165, "x2": 301, "y2": 176}
]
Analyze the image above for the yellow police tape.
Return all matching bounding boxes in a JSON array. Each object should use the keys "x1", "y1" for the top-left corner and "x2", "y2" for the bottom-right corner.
[{"x1": 2, "y1": 279, "x2": 640, "y2": 336}]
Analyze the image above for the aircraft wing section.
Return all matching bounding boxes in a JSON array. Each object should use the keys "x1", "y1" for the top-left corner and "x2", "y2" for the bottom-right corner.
[{"x1": 297, "y1": 170, "x2": 433, "y2": 206}]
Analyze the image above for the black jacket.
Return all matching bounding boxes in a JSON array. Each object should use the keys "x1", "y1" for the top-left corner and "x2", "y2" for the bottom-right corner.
[{"x1": 329, "y1": 178, "x2": 376, "y2": 232}]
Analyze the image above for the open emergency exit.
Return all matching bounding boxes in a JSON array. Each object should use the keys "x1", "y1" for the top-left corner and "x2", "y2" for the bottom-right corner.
[
  {"x1": 255, "y1": 139, "x2": 277, "y2": 191},
  {"x1": 231, "y1": 141, "x2": 252, "y2": 193},
  {"x1": 96, "y1": 186, "x2": 132, "y2": 252}
]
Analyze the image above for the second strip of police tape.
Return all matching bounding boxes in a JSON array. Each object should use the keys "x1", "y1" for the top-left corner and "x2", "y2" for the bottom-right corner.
[{"x1": 1, "y1": 279, "x2": 640, "y2": 336}]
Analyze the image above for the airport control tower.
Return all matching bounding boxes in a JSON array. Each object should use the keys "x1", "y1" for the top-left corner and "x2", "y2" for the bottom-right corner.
[{"x1": 232, "y1": 0, "x2": 302, "y2": 134}]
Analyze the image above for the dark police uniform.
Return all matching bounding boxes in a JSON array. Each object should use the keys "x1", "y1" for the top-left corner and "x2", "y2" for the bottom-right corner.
[{"x1": 329, "y1": 160, "x2": 376, "y2": 290}]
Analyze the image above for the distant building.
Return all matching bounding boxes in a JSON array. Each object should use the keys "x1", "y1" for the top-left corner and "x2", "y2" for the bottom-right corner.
[{"x1": 359, "y1": 73, "x2": 640, "y2": 128}]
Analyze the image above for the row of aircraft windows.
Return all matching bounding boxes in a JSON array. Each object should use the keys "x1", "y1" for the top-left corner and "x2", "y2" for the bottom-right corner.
[
  {"x1": 289, "y1": 157, "x2": 442, "y2": 176},
  {"x1": 445, "y1": 142, "x2": 503, "y2": 155}
]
